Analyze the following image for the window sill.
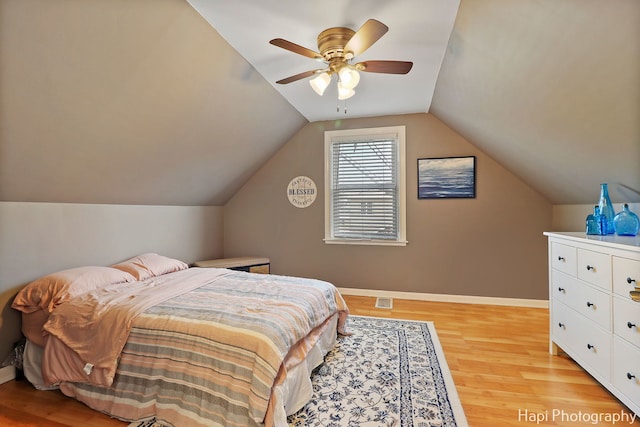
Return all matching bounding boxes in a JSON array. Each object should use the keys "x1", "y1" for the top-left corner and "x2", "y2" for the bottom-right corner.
[{"x1": 323, "y1": 238, "x2": 408, "y2": 247}]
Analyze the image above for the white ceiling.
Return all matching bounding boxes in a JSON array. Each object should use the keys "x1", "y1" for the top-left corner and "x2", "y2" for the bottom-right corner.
[{"x1": 187, "y1": 0, "x2": 460, "y2": 122}]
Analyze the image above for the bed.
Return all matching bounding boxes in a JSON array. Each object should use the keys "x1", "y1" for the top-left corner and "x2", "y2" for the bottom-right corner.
[{"x1": 11, "y1": 253, "x2": 349, "y2": 426}]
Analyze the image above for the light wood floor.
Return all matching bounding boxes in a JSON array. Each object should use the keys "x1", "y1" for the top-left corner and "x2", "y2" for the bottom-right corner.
[{"x1": 0, "y1": 295, "x2": 637, "y2": 426}]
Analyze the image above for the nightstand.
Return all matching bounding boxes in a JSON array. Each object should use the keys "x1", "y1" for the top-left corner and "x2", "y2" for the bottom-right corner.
[{"x1": 193, "y1": 257, "x2": 270, "y2": 274}]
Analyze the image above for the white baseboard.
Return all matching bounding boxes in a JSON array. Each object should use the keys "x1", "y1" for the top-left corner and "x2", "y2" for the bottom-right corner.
[
  {"x1": 0, "y1": 365, "x2": 16, "y2": 385},
  {"x1": 338, "y1": 287, "x2": 549, "y2": 309}
]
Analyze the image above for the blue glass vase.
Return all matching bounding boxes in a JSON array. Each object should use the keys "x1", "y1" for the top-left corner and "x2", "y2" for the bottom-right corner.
[
  {"x1": 598, "y1": 183, "x2": 615, "y2": 235},
  {"x1": 586, "y1": 205, "x2": 606, "y2": 235},
  {"x1": 613, "y1": 204, "x2": 639, "y2": 236}
]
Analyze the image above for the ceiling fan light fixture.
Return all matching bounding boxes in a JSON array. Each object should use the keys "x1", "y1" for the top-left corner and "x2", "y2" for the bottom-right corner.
[
  {"x1": 338, "y1": 67, "x2": 360, "y2": 90},
  {"x1": 309, "y1": 72, "x2": 331, "y2": 96},
  {"x1": 337, "y1": 83, "x2": 355, "y2": 100}
]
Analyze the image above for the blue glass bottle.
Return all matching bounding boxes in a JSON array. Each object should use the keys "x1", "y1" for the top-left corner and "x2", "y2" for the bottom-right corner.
[
  {"x1": 613, "y1": 204, "x2": 640, "y2": 236},
  {"x1": 598, "y1": 183, "x2": 615, "y2": 235},
  {"x1": 586, "y1": 205, "x2": 605, "y2": 235}
]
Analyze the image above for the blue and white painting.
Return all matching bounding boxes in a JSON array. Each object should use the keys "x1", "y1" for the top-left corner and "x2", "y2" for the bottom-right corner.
[{"x1": 418, "y1": 156, "x2": 476, "y2": 199}]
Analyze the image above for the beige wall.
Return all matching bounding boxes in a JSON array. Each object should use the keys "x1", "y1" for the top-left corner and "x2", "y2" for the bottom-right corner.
[
  {"x1": 224, "y1": 113, "x2": 553, "y2": 300},
  {"x1": 0, "y1": 202, "x2": 224, "y2": 360}
]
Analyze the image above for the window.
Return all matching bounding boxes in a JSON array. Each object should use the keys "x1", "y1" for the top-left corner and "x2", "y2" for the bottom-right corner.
[{"x1": 324, "y1": 126, "x2": 407, "y2": 246}]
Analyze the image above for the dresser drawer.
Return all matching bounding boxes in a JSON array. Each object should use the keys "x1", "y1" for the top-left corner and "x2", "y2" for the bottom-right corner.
[
  {"x1": 551, "y1": 300, "x2": 577, "y2": 353},
  {"x1": 551, "y1": 270, "x2": 575, "y2": 306},
  {"x1": 612, "y1": 337, "x2": 640, "y2": 408},
  {"x1": 553, "y1": 300, "x2": 611, "y2": 380},
  {"x1": 577, "y1": 248, "x2": 612, "y2": 291},
  {"x1": 613, "y1": 256, "x2": 640, "y2": 298},
  {"x1": 572, "y1": 318, "x2": 611, "y2": 381},
  {"x1": 613, "y1": 295, "x2": 640, "y2": 349},
  {"x1": 551, "y1": 242, "x2": 577, "y2": 276},
  {"x1": 552, "y1": 270, "x2": 611, "y2": 330}
]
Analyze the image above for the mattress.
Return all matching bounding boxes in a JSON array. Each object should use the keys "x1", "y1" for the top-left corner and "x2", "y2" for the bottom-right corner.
[{"x1": 25, "y1": 268, "x2": 348, "y2": 426}]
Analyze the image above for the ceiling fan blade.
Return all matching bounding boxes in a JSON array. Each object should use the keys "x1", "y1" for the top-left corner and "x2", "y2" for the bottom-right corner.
[
  {"x1": 343, "y1": 19, "x2": 389, "y2": 58},
  {"x1": 356, "y1": 60, "x2": 413, "y2": 74},
  {"x1": 275, "y1": 69, "x2": 325, "y2": 84},
  {"x1": 269, "y1": 38, "x2": 323, "y2": 60}
]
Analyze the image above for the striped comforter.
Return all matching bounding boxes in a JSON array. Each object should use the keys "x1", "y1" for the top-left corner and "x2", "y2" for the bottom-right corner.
[{"x1": 44, "y1": 268, "x2": 349, "y2": 426}]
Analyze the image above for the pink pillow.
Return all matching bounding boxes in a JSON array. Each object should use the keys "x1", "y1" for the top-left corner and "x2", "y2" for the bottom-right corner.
[
  {"x1": 12, "y1": 266, "x2": 136, "y2": 314},
  {"x1": 111, "y1": 253, "x2": 188, "y2": 281}
]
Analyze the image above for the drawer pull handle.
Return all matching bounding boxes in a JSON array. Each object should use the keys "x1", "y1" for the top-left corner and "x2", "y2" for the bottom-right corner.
[
  {"x1": 558, "y1": 322, "x2": 565, "y2": 328},
  {"x1": 558, "y1": 287, "x2": 565, "y2": 293},
  {"x1": 586, "y1": 301, "x2": 594, "y2": 308},
  {"x1": 587, "y1": 344, "x2": 595, "y2": 350},
  {"x1": 627, "y1": 373, "x2": 636, "y2": 380},
  {"x1": 627, "y1": 277, "x2": 637, "y2": 284},
  {"x1": 557, "y1": 256, "x2": 565, "y2": 262},
  {"x1": 628, "y1": 322, "x2": 637, "y2": 329},
  {"x1": 586, "y1": 265, "x2": 595, "y2": 271}
]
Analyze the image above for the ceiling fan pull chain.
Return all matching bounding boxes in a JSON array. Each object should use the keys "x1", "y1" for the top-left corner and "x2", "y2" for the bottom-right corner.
[{"x1": 336, "y1": 98, "x2": 348, "y2": 114}]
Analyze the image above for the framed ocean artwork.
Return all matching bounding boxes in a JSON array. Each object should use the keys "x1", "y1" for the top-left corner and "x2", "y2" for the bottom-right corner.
[{"x1": 417, "y1": 156, "x2": 476, "y2": 199}]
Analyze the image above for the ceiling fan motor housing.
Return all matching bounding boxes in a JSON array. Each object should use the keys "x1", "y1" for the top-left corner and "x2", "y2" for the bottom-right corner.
[{"x1": 317, "y1": 27, "x2": 356, "y2": 70}]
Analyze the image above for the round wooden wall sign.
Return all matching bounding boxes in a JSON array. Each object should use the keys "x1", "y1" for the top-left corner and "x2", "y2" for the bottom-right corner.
[{"x1": 287, "y1": 176, "x2": 317, "y2": 208}]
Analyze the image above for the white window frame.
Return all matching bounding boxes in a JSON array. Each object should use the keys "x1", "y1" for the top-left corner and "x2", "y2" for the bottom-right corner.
[{"x1": 324, "y1": 126, "x2": 407, "y2": 246}]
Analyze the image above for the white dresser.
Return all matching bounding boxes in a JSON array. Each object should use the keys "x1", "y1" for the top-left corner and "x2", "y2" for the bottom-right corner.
[{"x1": 545, "y1": 232, "x2": 640, "y2": 416}]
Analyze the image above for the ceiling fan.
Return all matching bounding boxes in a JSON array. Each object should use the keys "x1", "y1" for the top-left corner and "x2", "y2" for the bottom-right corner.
[{"x1": 269, "y1": 19, "x2": 413, "y2": 100}]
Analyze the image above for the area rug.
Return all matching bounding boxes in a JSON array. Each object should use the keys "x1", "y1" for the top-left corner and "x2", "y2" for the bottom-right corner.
[
  {"x1": 129, "y1": 315, "x2": 467, "y2": 427},
  {"x1": 287, "y1": 315, "x2": 468, "y2": 426}
]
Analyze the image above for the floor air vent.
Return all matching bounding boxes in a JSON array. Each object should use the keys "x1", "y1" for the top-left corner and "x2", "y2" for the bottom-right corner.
[{"x1": 375, "y1": 297, "x2": 393, "y2": 309}]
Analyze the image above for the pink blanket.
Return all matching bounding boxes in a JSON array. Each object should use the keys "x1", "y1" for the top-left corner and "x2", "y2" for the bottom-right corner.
[{"x1": 42, "y1": 268, "x2": 230, "y2": 386}]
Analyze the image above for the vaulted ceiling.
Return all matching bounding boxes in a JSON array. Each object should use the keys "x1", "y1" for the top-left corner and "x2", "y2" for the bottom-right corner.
[
  {"x1": 1, "y1": 0, "x2": 638, "y2": 206},
  {"x1": 187, "y1": 0, "x2": 459, "y2": 122}
]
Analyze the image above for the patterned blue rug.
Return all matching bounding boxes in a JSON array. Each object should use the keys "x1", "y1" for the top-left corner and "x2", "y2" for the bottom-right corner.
[{"x1": 287, "y1": 315, "x2": 468, "y2": 426}]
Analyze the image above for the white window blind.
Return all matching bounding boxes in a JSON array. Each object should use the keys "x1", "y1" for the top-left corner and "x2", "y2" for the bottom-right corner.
[{"x1": 325, "y1": 126, "x2": 406, "y2": 245}]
